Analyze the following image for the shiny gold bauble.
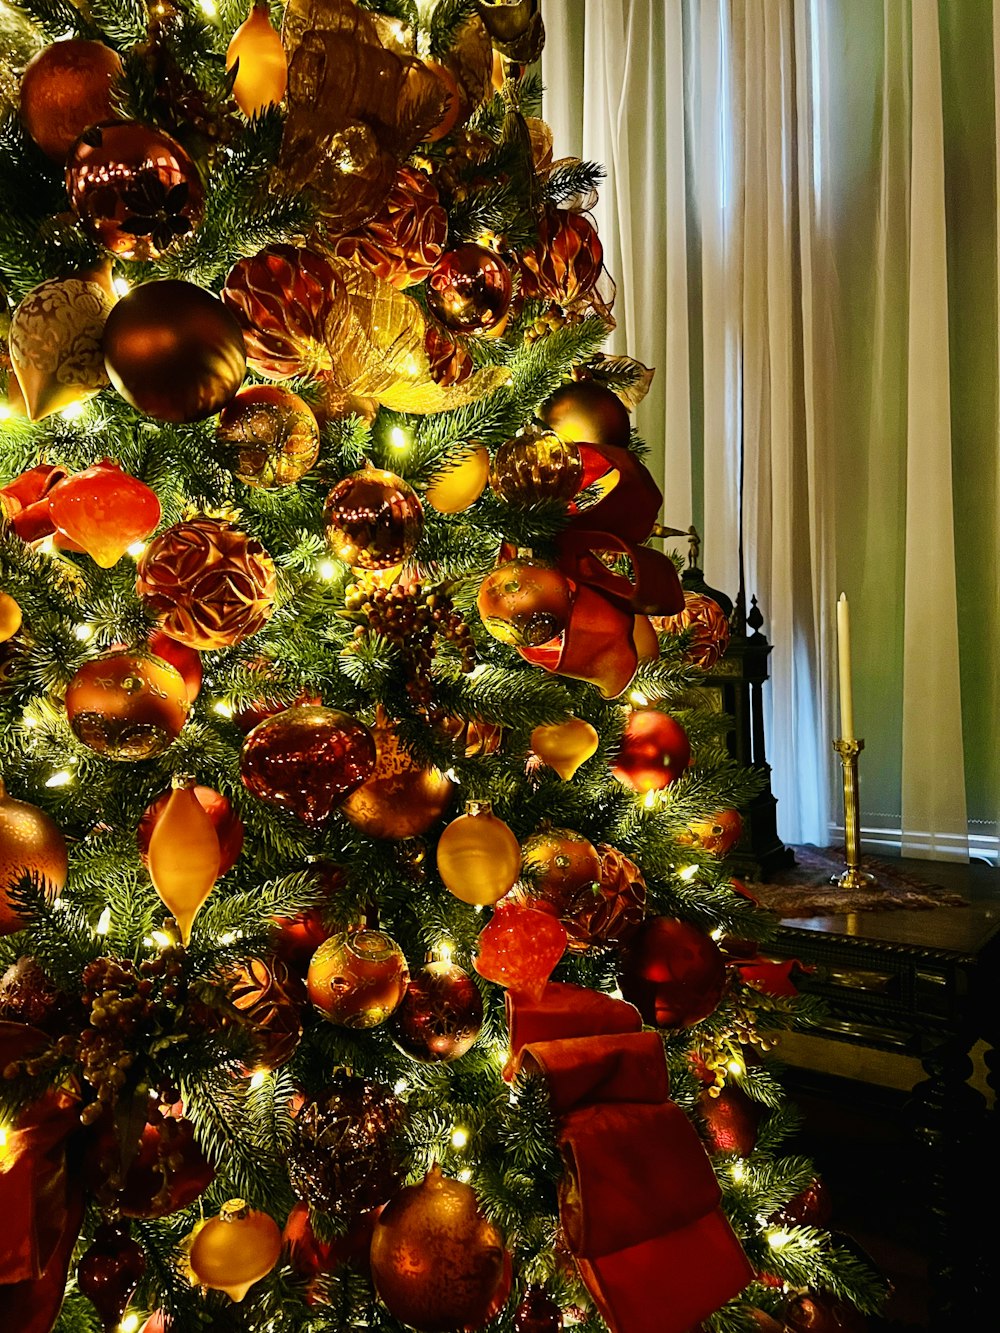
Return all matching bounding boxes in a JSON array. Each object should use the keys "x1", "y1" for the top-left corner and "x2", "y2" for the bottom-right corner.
[
  {"x1": 436, "y1": 802, "x2": 520, "y2": 906},
  {"x1": 216, "y1": 384, "x2": 319, "y2": 488},
  {"x1": 0, "y1": 777, "x2": 68, "y2": 936},
  {"x1": 489, "y1": 430, "x2": 583, "y2": 505},
  {"x1": 538, "y1": 379, "x2": 632, "y2": 449},
  {"x1": 324, "y1": 466, "x2": 424, "y2": 570},
  {"x1": 477, "y1": 559, "x2": 572, "y2": 648},
  {"x1": 65, "y1": 650, "x2": 190, "y2": 761},
  {"x1": 19, "y1": 39, "x2": 122, "y2": 162},
  {"x1": 103, "y1": 280, "x2": 246, "y2": 423},
  {"x1": 188, "y1": 1199, "x2": 282, "y2": 1303},
  {"x1": 340, "y1": 716, "x2": 454, "y2": 839},
  {"x1": 521, "y1": 827, "x2": 601, "y2": 909},
  {"x1": 370, "y1": 1164, "x2": 509, "y2": 1333},
  {"x1": 0, "y1": 592, "x2": 22, "y2": 643},
  {"x1": 306, "y1": 929, "x2": 409, "y2": 1028},
  {"x1": 425, "y1": 445, "x2": 490, "y2": 514},
  {"x1": 529, "y1": 718, "x2": 599, "y2": 780},
  {"x1": 226, "y1": 2, "x2": 288, "y2": 118},
  {"x1": 426, "y1": 243, "x2": 512, "y2": 334}
]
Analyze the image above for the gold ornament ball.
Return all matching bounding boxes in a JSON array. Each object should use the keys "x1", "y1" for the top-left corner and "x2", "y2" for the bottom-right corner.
[
  {"x1": 340, "y1": 716, "x2": 455, "y2": 840},
  {"x1": 0, "y1": 778, "x2": 68, "y2": 936},
  {"x1": 0, "y1": 592, "x2": 22, "y2": 644},
  {"x1": 306, "y1": 929, "x2": 410, "y2": 1028},
  {"x1": 425, "y1": 446, "x2": 490, "y2": 514},
  {"x1": 436, "y1": 803, "x2": 521, "y2": 906},
  {"x1": 538, "y1": 379, "x2": 632, "y2": 449},
  {"x1": 19, "y1": 39, "x2": 122, "y2": 162},
  {"x1": 324, "y1": 466, "x2": 424, "y2": 570},
  {"x1": 216, "y1": 384, "x2": 320, "y2": 488},
  {"x1": 188, "y1": 1199, "x2": 282, "y2": 1303},
  {"x1": 489, "y1": 430, "x2": 583, "y2": 505},
  {"x1": 65, "y1": 650, "x2": 190, "y2": 762}
]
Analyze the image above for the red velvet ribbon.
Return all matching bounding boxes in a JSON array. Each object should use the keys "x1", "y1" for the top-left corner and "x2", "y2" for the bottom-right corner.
[
  {"x1": 507, "y1": 982, "x2": 753, "y2": 1333},
  {"x1": 0, "y1": 464, "x2": 81, "y2": 549},
  {"x1": 517, "y1": 444, "x2": 685, "y2": 697}
]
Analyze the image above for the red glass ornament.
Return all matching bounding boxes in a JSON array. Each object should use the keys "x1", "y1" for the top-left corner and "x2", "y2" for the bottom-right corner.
[
  {"x1": 390, "y1": 961, "x2": 484, "y2": 1063},
  {"x1": 611, "y1": 709, "x2": 692, "y2": 793},
  {"x1": 324, "y1": 466, "x2": 424, "y2": 570},
  {"x1": 783, "y1": 1292, "x2": 872, "y2": 1333},
  {"x1": 48, "y1": 460, "x2": 160, "y2": 568},
  {"x1": 769, "y1": 1176, "x2": 834, "y2": 1229},
  {"x1": 521, "y1": 827, "x2": 601, "y2": 909},
  {"x1": 514, "y1": 1285, "x2": 564, "y2": 1332},
  {"x1": 77, "y1": 1220, "x2": 147, "y2": 1329},
  {"x1": 520, "y1": 205, "x2": 604, "y2": 306},
  {"x1": 222, "y1": 244, "x2": 342, "y2": 379},
  {"x1": 477, "y1": 559, "x2": 572, "y2": 648},
  {"x1": 147, "y1": 630, "x2": 202, "y2": 702},
  {"x1": 425, "y1": 323, "x2": 474, "y2": 386},
  {"x1": 546, "y1": 842, "x2": 646, "y2": 952},
  {"x1": 240, "y1": 704, "x2": 376, "y2": 828},
  {"x1": 217, "y1": 954, "x2": 306, "y2": 1072},
  {"x1": 329, "y1": 166, "x2": 448, "y2": 289},
  {"x1": 473, "y1": 901, "x2": 567, "y2": 1001},
  {"x1": 283, "y1": 1200, "x2": 377, "y2": 1286},
  {"x1": 85, "y1": 1104, "x2": 215, "y2": 1218},
  {"x1": 426, "y1": 243, "x2": 512, "y2": 334},
  {"x1": 138, "y1": 784, "x2": 244, "y2": 876},
  {"x1": 617, "y1": 916, "x2": 726, "y2": 1028},
  {"x1": 696, "y1": 1082, "x2": 761, "y2": 1157}
]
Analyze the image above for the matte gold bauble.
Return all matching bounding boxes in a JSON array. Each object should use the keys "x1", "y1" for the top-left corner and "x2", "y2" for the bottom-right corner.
[
  {"x1": 436, "y1": 801, "x2": 520, "y2": 906},
  {"x1": 0, "y1": 777, "x2": 68, "y2": 935},
  {"x1": 539, "y1": 379, "x2": 631, "y2": 448},
  {"x1": 425, "y1": 445, "x2": 489, "y2": 514},
  {"x1": 216, "y1": 384, "x2": 319, "y2": 488},
  {"x1": 0, "y1": 592, "x2": 22, "y2": 643},
  {"x1": 226, "y1": 2, "x2": 288, "y2": 118},
  {"x1": 529, "y1": 718, "x2": 599, "y2": 780},
  {"x1": 19, "y1": 39, "x2": 122, "y2": 162},
  {"x1": 188, "y1": 1199, "x2": 282, "y2": 1302},
  {"x1": 489, "y1": 430, "x2": 582, "y2": 505},
  {"x1": 340, "y1": 715, "x2": 454, "y2": 839},
  {"x1": 65, "y1": 650, "x2": 190, "y2": 761}
]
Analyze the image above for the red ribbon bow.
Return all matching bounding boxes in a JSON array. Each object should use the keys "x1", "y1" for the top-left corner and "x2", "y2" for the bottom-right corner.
[
  {"x1": 0, "y1": 464, "x2": 82, "y2": 550},
  {"x1": 507, "y1": 982, "x2": 753, "y2": 1333},
  {"x1": 517, "y1": 445, "x2": 684, "y2": 697}
]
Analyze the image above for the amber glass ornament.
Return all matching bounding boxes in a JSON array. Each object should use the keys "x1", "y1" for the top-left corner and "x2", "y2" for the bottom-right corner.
[
  {"x1": 681, "y1": 807, "x2": 743, "y2": 857},
  {"x1": 216, "y1": 384, "x2": 319, "y2": 489},
  {"x1": 288, "y1": 1074, "x2": 408, "y2": 1220},
  {"x1": 654, "y1": 591, "x2": 731, "y2": 669},
  {"x1": 769, "y1": 1176, "x2": 834, "y2": 1230},
  {"x1": 147, "y1": 630, "x2": 202, "y2": 703},
  {"x1": 222, "y1": 244, "x2": 340, "y2": 379},
  {"x1": 426, "y1": 243, "x2": 512, "y2": 334},
  {"x1": 340, "y1": 714, "x2": 454, "y2": 840},
  {"x1": 66, "y1": 650, "x2": 189, "y2": 761},
  {"x1": 390, "y1": 960, "x2": 483, "y2": 1063},
  {"x1": 67, "y1": 121, "x2": 204, "y2": 262},
  {"x1": 48, "y1": 460, "x2": 161, "y2": 568},
  {"x1": 539, "y1": 379, "x2": 631, "y2": 448},
  {"x1": 618, "y1": 916, "x2": 726, "y2": 1028},
  {"x1": 521, "y1": 205, "x2": 604, "y2": 307},
  {"x1": 139, "y1": 784, "x2": 243, "y2": 876},
  {"x1": 477, "y1": 558, "x2": 572, "y2": 648},
  {"x1": 136, "y1": 515, "x2": 275, "y2": 650},
  {"x1": 218, "y1": 954, "x2": 305, "y2": 1072},
  {"x1": 77, "y1": 1220, "x2": 146, "y2": 1329},
  {"x1": 20, "y1": 39, "x2": 122, "y2": 162},
  {"x1": 425, "y1": 323, "x2": 474, "y2": 387},
  {"x1": 530, "y1": 718, "x2": 599, "y2": 780},
  {"x1": 104, "y1": 280, "x2": 246, "y2": 423},
  {"x1": 306, "y1": 929, "x2": 409, "y2": 1028},
  {"x1": 371, "y1": 1164, "x2": 509, "y2": 1332},
  {"x1": 611, "y1": 708, "x2": 691, "y2": 793},
  {"x1": 189, "y1": 1199, "x2": 282, "y2": 1302},
  {"x1": 0, "y1": 592, "x2": 22, "y2": 643},
  {"x1": 783, "y1": 1292, "x2": 871, "y2": 1333},
  {"x1": 489, "y1": 430, "x2": 583, "y2": 505},
  {"x1": 436, "y1": 801, "x2": 520, "y2": 906},
  {"x1": 240, "y1": 704, "x2": 376, "y2": 828},
  {"x1": 473, "y1": 900, "x2": 567, "y2": 1001},
  {"x1": 324, "y1": 466, "x2": 424, "y2": 569},
  {"x1": 329, "y1": 165, "x2": 448, "y2": 289},
  {"x1": 696, "y1": 1081, "x2": 761, "y2": 1157},
  {"x1": 9, "y1": 263, "x2": 115, "y2": 420},
  {"x1": 226, "y1": 2, "x2": 288, "y2": 117},
  {"x1": 0, "y1": 777, "x2": 68, "y2": 935},
  {"x1": 147, "y1": 776, "x2": 222, "y2": 945},
  {"x1": 425, "y1": 445, "x2": 489, "y2": 514},
  {"x1": 515, "y1": 1286, "x2": 564, "y2": 1333}
]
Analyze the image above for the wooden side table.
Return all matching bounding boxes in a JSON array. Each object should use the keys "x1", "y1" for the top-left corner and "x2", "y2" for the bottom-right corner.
[{"x1": 763, "y1": 856, "x2": 1000, "y2": 1328}]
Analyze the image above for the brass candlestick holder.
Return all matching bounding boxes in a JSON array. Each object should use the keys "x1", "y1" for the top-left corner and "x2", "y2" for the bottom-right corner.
[{"x1": 832, "y1": 738, "x2": 877, "y2": 889}]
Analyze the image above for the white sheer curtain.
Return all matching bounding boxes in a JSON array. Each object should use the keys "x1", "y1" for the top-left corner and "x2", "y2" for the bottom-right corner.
[{"x1": 541, "y1": 0, "x2": 1000, "y2": 859}]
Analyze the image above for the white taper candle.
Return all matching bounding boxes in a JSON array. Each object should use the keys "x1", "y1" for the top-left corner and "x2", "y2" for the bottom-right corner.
[{"x1": 836, "y1": 593, "x2": 855, "y2": 741}]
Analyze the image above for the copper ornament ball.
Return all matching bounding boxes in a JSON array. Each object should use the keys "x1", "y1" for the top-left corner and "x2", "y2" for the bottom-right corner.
[
  {"x1": 216, "y1": 384, "x2": 320, "y2": 489},
  {"x1": 65, "y1": 650, "x2": 190, "y2": 762},
  {"x1": 390, "y1": 961, "x2": 484, "y2": 1063},
  {"x1": 323, "y1": 467, "x2": 424, "y2": 570},
  {"x1": 617, "y1": 915, "x2": 727, "y2": 1029},
  {"x1": 426, "y1": 243, "x2": 513, "y2": 334},
  {"x1": 306, "y1": 929, "x2": 409, "y2": 1028},
  {"x1": 538, "y1": 379, "x2": 632, "y2": 449},
  {"x1": 0, "y1": 781, "x2": 68, "y2": 936},
  {"x1": 20, "y1": 39, "x2": 122, "y2": 163},
  {"x1": 103, "y1": 279, "x2": 246, "y2": 423}
]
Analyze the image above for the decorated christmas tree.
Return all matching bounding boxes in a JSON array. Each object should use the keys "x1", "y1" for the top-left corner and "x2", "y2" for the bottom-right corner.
[{"x1": 0, "y1": 2, "x2": 887, "y2": 1332}]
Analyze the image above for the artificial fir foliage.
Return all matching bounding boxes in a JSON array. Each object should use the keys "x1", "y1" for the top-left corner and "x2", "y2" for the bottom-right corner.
[{"x1": 0, "y1": 2, "x2": 888, "y2": 1331}]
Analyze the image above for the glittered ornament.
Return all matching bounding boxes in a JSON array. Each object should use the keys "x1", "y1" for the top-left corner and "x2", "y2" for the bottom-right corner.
[
  {"x1": 653, "y1": 591, "x2": 731, "y2": 669},
  {"x1": 221, "y1": 244, "x2": 340, "y2": 379},
  {"x1": 67, "y1": 120, "x2": 204, "y2": 261},
  {"x1": 306, "y1": 928, "x2": 409, "y2": 1028},
  {"x1": 681, "y1": 807, "x2": 743, "y2": 857},
  {"x1": 136, "y1": 515, "x2": 275, "y2": 650},
  {"x1": 329, "y1": 165, "x2": 448, "y2": 289},
  {"x1": 288, "y1": 1075, "x2": 408, "y2": 1221},
  {"x1": 189, "y1": 1199, "x2": 282, "y2": 1302},
  {"x1": 371, "y1": 1163, "x2": 510, "y2": 1333},
  {"x1": 241, "y1": 704, "x2": 376, "y2": 828},
  {"x1": 147, "y1": 630, "x2": 202, "y2": 703},
  {"x1": 521, "y1": 206, "x2": 604, "y2": 307},
  {"x1": 436, "y1": 801, "x2": 521, "y2": 906},
  {"x1": 324, "y1": 466, "x2": 424, "y2": 569},
  {"x1": 611, "y1": 708, "x2": 691, "y2": 793},
  {"x1": 618, "y1": 916, "x2": 726, "y2": 1028},
  {"x1": 390, "y1": 961, "x2": 483, "y2": 1063},
  {"x1": 216, "y1": 955, "x2": 305, "y2": 1072},
  {"x1": 340, "y1": 714, "x2": 454, "y2": 839},
  {"x1": 103, "y1": 280, "x2": 246, "y2": 422},
  {"x1": 226, "y1": 2, "x2": 288, "y2": 117},
  {"x1": 9, "y1": 263, "x2": 115, "y2": 420},
  {"x1": 696, "y1": 1081, "x2": 761, "y2": 1157},
  {"x1": 216, "y1": 384, "x2": 319, "y2": 488},
  {"x1": 489, "y1": 430, "x2": 583, "y2": 505},
  {"x1": 147, "y1": 776, "x2": 221, "y2": 944},
  {"x1": 20, "y1": 39, "x2": 122, "y2": 162},
  {"x1": 139, "y1": 783, "x2": 243, "y2": 876},
  {"x1": 529, "y1": 718, "x2": 599, "y2": 780},
  {"x1": 0, "y1": 956, "x2": 67, "y2": 1029},
  {"x1": 425, "y1": 445, "x2": 490, "y2": 514},
  {"x1": 515, "y1": 1285, "x2": 564, "y2": 1333},
  {"x1": 66, "y1": 650, "x2": 190, "y2": 761},
  {"x1": 48, "y1": 459, "x2": 161, "y2": 568},
  {"x1": 426, "y1": 243, "x2": 512, "y2": 334},
  {"x1": 0, "y1": 592, "x2": 21, "y2": 643},
  {"x1": 77, "y1": 1221, "x2": 146, "y2": 1329},
  {"x1": 473, "y1": 900, "x2": 567, "y2": 1001},
  {"x1": 539, "y1": 379, "x2": 631, "y2": 448},
  {"x1": 477, "y1": 559, "x2": 572, "y2": 648},
  {"x1": 0, "y1": 777, "x2": 67, "y2": 935}
]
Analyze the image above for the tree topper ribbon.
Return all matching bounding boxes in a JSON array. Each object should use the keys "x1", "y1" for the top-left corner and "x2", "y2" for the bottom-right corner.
[
  {"x1": 517, "y1": 444, "x2": 685, "y2": 697},
  {"x1": 506, "y1": 982, "x2": 753, "y2": 1333}
]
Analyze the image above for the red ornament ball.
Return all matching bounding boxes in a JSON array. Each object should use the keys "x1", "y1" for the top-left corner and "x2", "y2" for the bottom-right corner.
[
  {"x1": 215, "y1": 955, "x2": 306, "y2": 1073},
  {"x1": 426, "y1": 243, "x2": 512, "y2": 334},
  {"x1": 514, "y1": 1285, "x2": 564, "y2": 1333},
  {"x1": 390, "y1": 961, "x2": 484, "y2": 1063},
  {"x1": 520, "y1": 205, "x2": 604, "y2": 306},
  {"x1": 66, "y1": 650, "x2": 189, "y2": 761},
  {"x1": 324, "y1": 466, "x2": 424, "y2": 570},
  {"x1": 147, "y1": 630, "x2": 202, "y2": 703},
  {"x1": 696, "y1": 1081, "x2": 761, "y2": 1157},
  {"x1": 222, "y1": 244, "x2": 340, "y2": 380},
  {"x1": 783, "y1": 1292, "x2": 871, "y2": 1333},
  {"x1": 138, "y1": 784, "x2": 244, "y2": 877},
  {"x1": 612, "y1": 709, "x2": 691, "y2": 793},
  {"x1": 617, "y1": 916, "x2": 726, "y2": 1028},
  {"x1": 85, "y1": 1104, "x2": 215, "y2": 1218},
  {"x1": 769, "y1": 1176, "x2": 834, "y2": 1230},
  {"x1": 681, "y1": 807, "x2": 743, "y2": 857},
  {"x1": 76, "y1": 1221, "x2": 146, "y2": 1329},
  {"x1": 20, "y1": 39, "x2": 122, "y2": 162},
  {"x1": 241, "y1": 705, "x2": 376, "y2": 828}
]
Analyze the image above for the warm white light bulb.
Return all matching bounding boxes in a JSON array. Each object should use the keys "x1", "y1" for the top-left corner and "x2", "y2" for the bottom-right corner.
[
  {"x1": 213, "y1": 700, "x2": 234, "y2": 718},
  {"x1": 126, "y1": 540, "x2": 146, "y2": 558},
  {"x1": 249, "y1": 1069, "x2": 268, "y2": 1090},
  {"x1": 318, "y1": 559, "x2": 336, "y2": 581},
  {"x1": 112, "y1": 277, "x2": 131, "y2": 298},
  {"x1": 630, "y1": 690, "x2": 649, "y2": 706},
  {"x1": 450, "y1": 1127, "x2": 469, "y2": 1149},
  {"x1": 45, "y1": 770, "x2": 73, "y2": 788},
  {"x1": 73, "y1": 623, "x2": 94, "y2": 642},
  {"x1": 96, "y1": 906, "x2": 112, "y2": 936},
  {"x1": 60, "y1": 400, "x2": 86, "y2": 421},
  {"x1": 389, "y1": 426, "x2": 410, "y2": 449}
]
